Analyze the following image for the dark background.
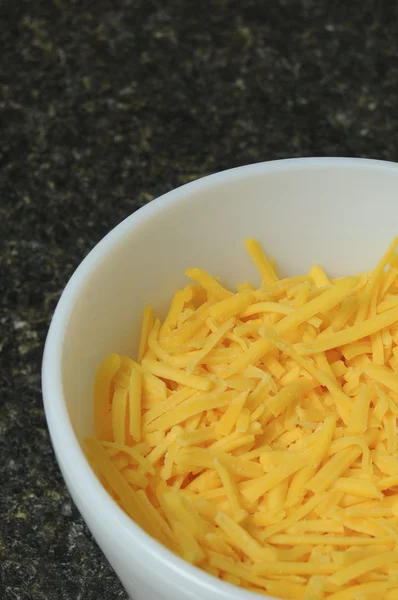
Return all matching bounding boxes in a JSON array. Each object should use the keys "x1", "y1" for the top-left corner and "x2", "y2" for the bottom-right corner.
[{"x1": 1, "y1": 0, "x2": 398, "y2": 598}]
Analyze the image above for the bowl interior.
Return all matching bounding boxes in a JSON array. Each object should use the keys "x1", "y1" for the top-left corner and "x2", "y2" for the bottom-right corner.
[{"x1": 61, "y1": 159, "x2": 398, "y2": 442}]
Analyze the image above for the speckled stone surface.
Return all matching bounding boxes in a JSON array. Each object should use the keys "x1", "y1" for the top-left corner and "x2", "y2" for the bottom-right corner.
[{"x1": 1, "y1": 1, "x2": 398, "y2": 598}]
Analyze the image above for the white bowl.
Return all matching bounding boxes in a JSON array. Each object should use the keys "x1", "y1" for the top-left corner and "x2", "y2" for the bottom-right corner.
[{"x1": 42, "y1": 157, "x2": 398, "y2": 600}]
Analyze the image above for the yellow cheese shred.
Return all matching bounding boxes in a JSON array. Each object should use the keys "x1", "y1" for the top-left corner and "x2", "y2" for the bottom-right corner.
[
  {"x1": 111, "y1": 386, "x2": 128, "y2": 445},
  {"x1": 310, "y1": 264, "x2": 331, "y2": 287},
  {"x1": 142, "y1": 357, "x2": 212, "y2": 391},
  {"x1": 328, "y1": 550, "x2": 398, "y2": 586},
  {"x1": 94, "y1": 353, "x2": 121, "y2": 438},
  {"x1": 128, "y1": 363, "x2": 142, "y2": 442},
  {"x1": 137, "y1": 306, "x2": 155, "y2": 362},
  {"x1": 297, "y1": 306, "x2": 398, "y2": 355},
  {"x1": 245, "y1": 238, "x2": 278, "y2": 285},
  {"x1": 84, "y1": 236, "x2": 398, "y2": 600}
]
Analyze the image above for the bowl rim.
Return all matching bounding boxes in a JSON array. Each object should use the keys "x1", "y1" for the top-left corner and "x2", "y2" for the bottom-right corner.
[{"x1": 42, "y1": 156, "x2": 398, "y2": 599}]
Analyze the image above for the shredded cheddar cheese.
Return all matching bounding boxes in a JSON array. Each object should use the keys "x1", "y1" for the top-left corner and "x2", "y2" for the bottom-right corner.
[{"x1": 85, "y1": 237, "x2": 398, "y2": 600}]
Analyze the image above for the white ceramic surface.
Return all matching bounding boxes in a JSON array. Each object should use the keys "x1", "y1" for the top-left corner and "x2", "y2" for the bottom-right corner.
[{"x1": 42, "y1": 157, "x2": 398, "y2": 600}]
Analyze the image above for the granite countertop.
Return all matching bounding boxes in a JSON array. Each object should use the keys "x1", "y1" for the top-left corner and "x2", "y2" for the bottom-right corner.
[{"x1": 1, "y1": 1, "x2": 398, "y2": 598}]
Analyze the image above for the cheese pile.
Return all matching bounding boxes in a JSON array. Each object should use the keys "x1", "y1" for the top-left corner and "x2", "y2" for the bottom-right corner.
[{"x1": 84, "y1": 237, "x2": 398, "y2": 599}]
